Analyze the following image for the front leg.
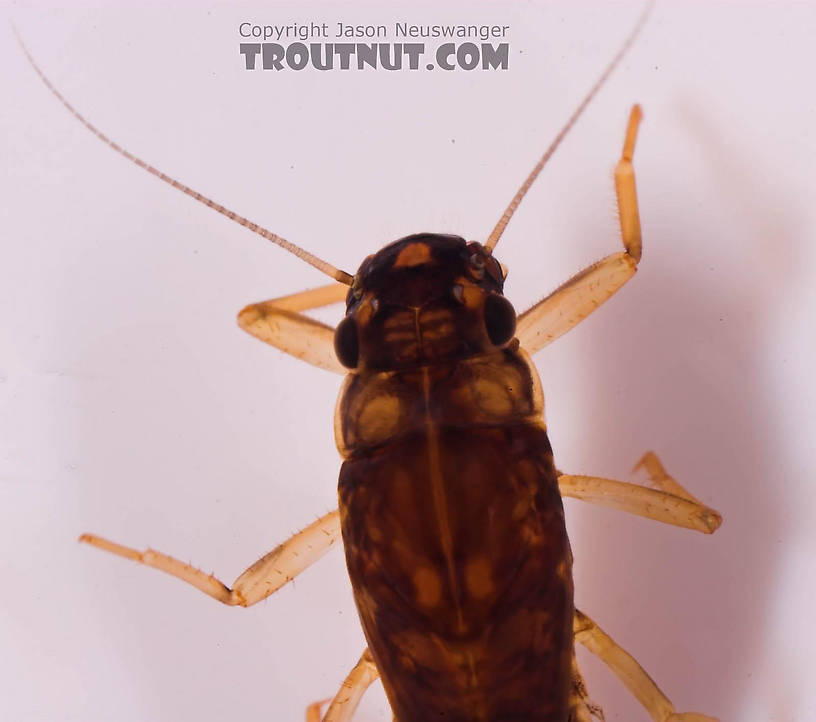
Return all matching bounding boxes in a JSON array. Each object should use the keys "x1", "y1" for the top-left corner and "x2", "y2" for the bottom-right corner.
[
  {"x1": 238, "y1": 282, "x2": 348, "y2": 373},
  {"x1": 517, "y1": 105, "x2": 643, "y2": 354}
]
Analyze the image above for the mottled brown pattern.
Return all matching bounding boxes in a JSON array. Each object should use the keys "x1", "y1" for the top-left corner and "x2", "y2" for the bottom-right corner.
[
  {"x1": 346, "y1": 235, "x2": 506, "y2": 373},
  {"x1": 339, "y1": 424, "x2": 573, "y2": 721},
  {"x1": 335, "y1": 348, "x2": 544, "y2": 456},
  {"x1": 336, "y1": 234, "x2": 574, "y2": 721}
]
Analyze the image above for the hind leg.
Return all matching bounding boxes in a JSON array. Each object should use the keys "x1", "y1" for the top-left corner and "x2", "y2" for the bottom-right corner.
[
  {"x1": 569, "y1": 653, "x2": 605, "y2": 722},
  {"x1": 307, "y1": 649, "x2": 380, "y2": 722},
  {"x1": 574, "y1": 609, "x2": 717, "y2": 722}
]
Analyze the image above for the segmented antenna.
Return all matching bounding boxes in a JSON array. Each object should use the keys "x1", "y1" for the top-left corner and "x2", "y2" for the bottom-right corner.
[
  {"x1": 484, "y1": 1, "x2": 653, "y2": 253},
  {"x1": 14, "y1": 27, "x2": 354, "y2": 286}
]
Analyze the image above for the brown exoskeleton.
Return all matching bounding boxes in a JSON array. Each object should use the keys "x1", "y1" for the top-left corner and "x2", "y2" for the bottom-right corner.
[{"x1": 18, "y1": 5, "x2": 721, "y2": 721}]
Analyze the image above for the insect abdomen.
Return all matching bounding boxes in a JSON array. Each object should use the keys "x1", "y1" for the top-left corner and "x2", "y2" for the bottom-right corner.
[{"x1": 339, "y1": 425, "x2": 573, "y2": 721}]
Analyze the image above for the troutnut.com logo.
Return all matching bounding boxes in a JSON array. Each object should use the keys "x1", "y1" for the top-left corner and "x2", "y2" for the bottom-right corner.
[{"x1": 239, "y1": 21, "x2": 510, "y2": 71}]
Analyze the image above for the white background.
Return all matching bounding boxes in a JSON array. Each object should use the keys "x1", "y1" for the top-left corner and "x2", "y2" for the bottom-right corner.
[{"x1": 2, "y1": 2, "x2": 815, "y2": 721}]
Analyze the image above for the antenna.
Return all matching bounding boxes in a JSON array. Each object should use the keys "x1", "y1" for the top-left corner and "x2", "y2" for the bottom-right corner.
[
  {"x1": 484, "y1": 1, "x2": 653, "y2": 254},
  {"x1": 14, "y1": 27, "x2": 354, "y2": 286}
]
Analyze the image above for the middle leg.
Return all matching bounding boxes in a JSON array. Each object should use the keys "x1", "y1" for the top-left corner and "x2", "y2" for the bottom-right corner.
[
  {"x1": 79, "y1": 509, "x2": 341, "y2": 606},
  {"x1": 557, "y1": 452, "x2": 721, "y2": 534}
]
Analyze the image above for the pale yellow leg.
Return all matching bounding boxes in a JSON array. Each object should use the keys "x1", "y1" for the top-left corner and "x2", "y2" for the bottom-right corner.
[
  {"x1": 574, "y1": 609, "x2": 718, "y2": 722},
  {"x1": 632, "y1": 451, "x2": 706, "y2": 505},
  {"x1": 79, "y1": 510, "x2": 341, "y2": 606},
  {"x1": 516, "y1": 106, "x2": 643, "y2": 355},
  {"x1": 238, "y1": 282, "x2": 348, "y2": 373},
  {"x1": 558, "y1": 452, "x2": 722, "y2": 534},
  {"x1": 313, "y1": 649, "x2": 379, "y2": 722}
]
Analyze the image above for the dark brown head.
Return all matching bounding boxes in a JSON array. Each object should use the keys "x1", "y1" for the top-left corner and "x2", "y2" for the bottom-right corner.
[{"x1": 334, "y1": 233, "x2": 516, "y2": 372}]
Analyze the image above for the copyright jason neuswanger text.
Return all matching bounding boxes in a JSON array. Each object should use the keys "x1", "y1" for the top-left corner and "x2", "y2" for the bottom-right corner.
[{"x1": 238, "y1": 21, "x2": 511, "y2": 71}]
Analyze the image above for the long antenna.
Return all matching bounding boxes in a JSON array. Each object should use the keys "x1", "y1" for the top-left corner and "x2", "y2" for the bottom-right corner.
[
  {"x1": 484, "y1": 1, "x2": 653, "y2": 254},
  {"x1": 14, "y1": 27, "x2": 354, "y2": 286}
]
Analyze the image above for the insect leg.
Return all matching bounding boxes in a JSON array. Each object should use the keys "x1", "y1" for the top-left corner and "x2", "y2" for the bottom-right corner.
[
  {"x1": 557, "y1": 459, "x2": 722, "y2": 534},
  {"x1": 308, "y1": 649, "x2": 380, "y2": 722},
  {"x1": 569, "y1": 652, "x2": 604, "y2": 722},
  {"x1": 516, "y1": 106, "x2": 643, "y2": 355},
  {"x1": 573, "y1": 609, "x2": 718, "y2": 722},
  {"x1": 79, "y1": 510, "x2": 340, "y2": 606},
  {"x1": 631, "y1": 451, "x2": 707, "y2": 504},
  {"x1": 238, "y1": 282, "x2": 349, "y2": 373}
]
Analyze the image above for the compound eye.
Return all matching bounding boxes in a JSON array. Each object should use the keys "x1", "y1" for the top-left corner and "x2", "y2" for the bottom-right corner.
[
  {"x1": 334, "y1": 316, "x2": 359, "y2": 369},
  {"x1": 485, "y1": 256, "x2": 505, "y2": 285},
  {"x1": 483, "y1": 294, "x2": 516, "y2": 346}
]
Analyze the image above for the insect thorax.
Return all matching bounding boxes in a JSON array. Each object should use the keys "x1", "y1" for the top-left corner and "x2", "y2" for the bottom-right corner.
[{"x1": 334, "y1": 344, "x2": 544, "y2": 457}]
